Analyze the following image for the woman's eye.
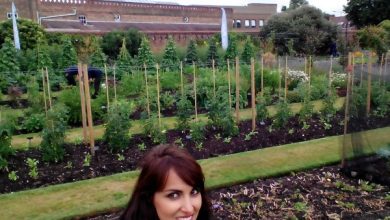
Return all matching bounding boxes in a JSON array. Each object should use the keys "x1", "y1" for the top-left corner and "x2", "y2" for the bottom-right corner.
[
  {"x1": 191, "y1": 189, "x2": 199, "y2": 195},
  {"x1": 167, "y1": 192, "x2": 179, "y2": 199}
]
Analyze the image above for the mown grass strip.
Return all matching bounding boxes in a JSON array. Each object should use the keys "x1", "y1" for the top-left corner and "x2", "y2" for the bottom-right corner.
[
  {"x1": 0, "y1": 125, "x2": 388, "y2": 220},
  {"x1": 11, "y1": 98, "x2": 345, "y2": 150}
]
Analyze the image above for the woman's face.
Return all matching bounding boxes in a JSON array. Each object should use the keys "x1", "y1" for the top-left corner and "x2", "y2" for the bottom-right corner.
[{"x1": 153, "y1": 169, "x2": 202, "y2": 220}]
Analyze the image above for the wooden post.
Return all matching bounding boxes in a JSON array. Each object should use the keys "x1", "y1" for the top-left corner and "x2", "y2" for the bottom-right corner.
[
  {"x1": 384, "y1": 52, "x2": 388, "y2": 83},
  {"x1": 308, "y1": 56, "x2": 312, "y2": 97},
  {"x1": 235, "y1": 57, "x2": 240, "y2": 124},
  {"x1": 193, "y1": 62, "x2": 198, "y2": 121},
  {"x1": 212, "y1": 59, "x2": 216, "y2": 98},
  {"x1": 45, "y1": 67, "x2": 52, "y2": 109},
  {"x1": 180, "y1": 61, "x2": 184, "y2": 97},
  {"x1": 156, "y1": 64, "x2": 162, "y2": 129},
  {"x1": 113, "y1": 64, "x2": 117, "y2": 102},
  {"x1": 366, "y1": 52, "x2": 372, "y2": 117},
  {"x1": 82, "y1": 64, "x2": 95, "y2": 155},
  {"x1": 304, "y1": 56, "x2": 307, "y2": 76},
  {"x1": 251, "y1": 58, "x2": 256, "y2": 131},
  {"x1": 379, "y1": 53, "x2": 384, "y2": 86},
  {"x1": 104, "y1": 64, "x2": 110, "y2": 110},
  {"x1": 41, "y1": 68, "x2": 48, "y2": 116},
  {"x1": 77, "y1": 63, "x2": 88, "y2": 144},
  {"x1": 342, "y1": 52, "x2": 353, "y2": 168},
  {"x1": 328, "y1": 56, "x2": 333, "y2": 96},
  {"x1": 360, "y1": 53, "x2": 364, "y2": 88},
  {"x1": 351, "y1": 55, "x2": 355, "y2": 95},
  {"x1": 284, "y1": 56, "x2": 288, "y2": 102},
  {"x1": 227, "y1": 59, "x2": 232, "y2": 109},
  {"x1": 261, "y1": 55, "x2": 264, "y2": 97},
  {"x1": 278, "y1": 57, "x2": 281, "y2": 99},
  {"x1": 144, "y1": 63, "x2": 151, "y2": 117}
]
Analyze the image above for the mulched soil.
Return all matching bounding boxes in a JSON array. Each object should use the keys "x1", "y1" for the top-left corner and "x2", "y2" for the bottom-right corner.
[
  {"x1": 1, "y1": 112, "x2": 390, "y2": 194},
  {"x1": 86, "y1": 164, "x2": 390, "y2": 220}
]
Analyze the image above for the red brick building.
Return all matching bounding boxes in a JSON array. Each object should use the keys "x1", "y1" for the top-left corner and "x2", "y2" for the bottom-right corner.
[{"x1": 0, "y1": 0, "x2": 277, "y2": 49}]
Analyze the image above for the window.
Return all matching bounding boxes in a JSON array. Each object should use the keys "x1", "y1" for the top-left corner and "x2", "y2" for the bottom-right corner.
[
  {"x1": 244, "y1": 19, "x2": 250, "y2": 27},
  {"x1": 251, "y1": 20, "x2": 256, "y2": 28},
  {"x1": 114, "y1": 14, "x2": 120, "y2": 22},
  {"x1": 236, "y1": 19, "x2": 241, "y2": 28},
  {"x1": 78, "y1": 15, "x2": 86, "y2": 24},
  {"x1": 7, "y1": 12, "x2": 18, "y2": 19},
  {"x1": 259, "y1": 20, "x2": 264, "y2": 27}
]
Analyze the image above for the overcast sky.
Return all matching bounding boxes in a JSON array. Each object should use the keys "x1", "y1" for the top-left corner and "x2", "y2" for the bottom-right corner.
[{"x1": 169, "y1": 0, "x2": 347, "y2": 15}]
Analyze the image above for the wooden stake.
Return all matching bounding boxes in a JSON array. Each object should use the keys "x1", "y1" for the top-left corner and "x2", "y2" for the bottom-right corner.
[
  {"x1": 45, "y1": 67, "x2": 52, "y2": 109},
  {"x1": 113, "y1": 65, "x2": 117, "y2": 102},
  {"x1": 41, "y1": 68, "x2": 48, "y2": 116},
  {"x1": 193, "y1": 62, "x2": 198, "y2": 121},
  {"x1": 328, "y1": 56, "x2": 333, "y2": 96},
  {"x1": 261, "y1": 55, "x2": 264, "y2": 97},
  {"x1": 77, "y1": 63, "x2": 88, "y2": 144},
  {"x1": 144, "y1": 63, "x2": 151, "y2": 117},
  {"x1": 235, "y1": 57, "x2": 240, "y2": 124},
  {"x1": 227, "y1": 59, "x2": 232, "y2": 109},
  {"x1": 379, "y1": 53, "x2": 384, "y2": 86},
  {"x1": 82, "y1": 64, "x2": 95, "y2": 155},
  {"x1": 366, "y1": 52, "x2": 372, "y2": 117},
  {"x1": 342, "y1": 52, "x2": 353, "y2": 168},
  {"x1": 351, "y1": 55, "x2": 355, "y2": 95},
  {"x1": 156, "y1": 64, "x2": 162, "y2": 129},
  {"x1": 251, "y1": 58, "x2": 256, "y2": 131},
  {"x1": 304, "y1": 56, "x2": 307, "y2": 76},
  {"x1": 104, "y1": 64, "x2": 110, "y2": 110},
  {"x1": 284, "y1": 56, "x2": 288, "y2": 102},
  {"x1": 180, "y1": 61, "x2": 184, "y2": 97},
  {"x1": 384, "y1": 52, "x2": 388, "y2": 83},
  {"x1": 278, "y1": 57, "x2": 281, "y2": 99},
  {"x1": 212, "y1": 59, "x2": 216, "y2": 98},
  {"x1": 360, "y1": 53, "x2": 364, "y2": 88}
]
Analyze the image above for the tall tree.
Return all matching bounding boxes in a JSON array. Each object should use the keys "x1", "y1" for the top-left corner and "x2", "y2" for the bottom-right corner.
[
  {"x1": 241, "y1": 36, "x2": 255, "y2": 64},
  {"x1": 90, "y1": 45, "x2": 107, "y2": 68},
  {"x1": 289, "y1": 0, "x2": 308, "y2": 10},
  {"x1": 345, "y1": 0, "x2": 390, "y2": 28},
  {"x1": 224, "y1": 35, "x2": 238, "y2": 60},
  {"x1": 60, "y1": 37, "x2": 77, "y2": 69},
  {"x1": 101, "y1": 29, "x2": 142, "y2": 61},
  {"x1": 137, "y1": 37, "x2": 154, "y2": 67},
  {"x1": 185, "y1": 40, "x2": 198, "y2": 64},
  {"x1": 0, "y1": 19, "x2": 45, "y2": 50},
  {"x1": 357, "y1": 25, "x2": 388, "y2": 58},
  {"x1": 116, "y1": 38, "x2": 132, "y2": 78},
  {"x1": 207, "y1": 38, "x2": 219, "y2": 66},
  {"x1": 161, "y1": 36, "x2": 179, "y2": 71},
  {"x1": 260, "y1": 6, "x2": 337, "y2": 55},
  {"x1": 0, "y1": 37, "x2": 19, "y2": 90}
]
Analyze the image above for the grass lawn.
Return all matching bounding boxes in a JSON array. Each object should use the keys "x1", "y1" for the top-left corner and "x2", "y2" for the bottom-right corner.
[{"x1": 0, "y1": 125, "x2": 388, "y2": 220}]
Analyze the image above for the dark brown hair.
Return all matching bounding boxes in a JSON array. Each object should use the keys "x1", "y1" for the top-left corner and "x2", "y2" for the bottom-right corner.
[{"x1": 120, "y1": 144, "x2": 211, "y2": 220}]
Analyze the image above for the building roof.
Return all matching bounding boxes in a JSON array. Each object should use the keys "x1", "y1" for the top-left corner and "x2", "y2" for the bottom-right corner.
[{"x1": 42, "y1": 19, "x2": 220, "y2": 34}]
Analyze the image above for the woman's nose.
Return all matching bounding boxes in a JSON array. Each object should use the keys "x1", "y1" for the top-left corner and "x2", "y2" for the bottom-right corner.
[{"x1": 180, "y1": 197, "x2": 195, "y2": 213}]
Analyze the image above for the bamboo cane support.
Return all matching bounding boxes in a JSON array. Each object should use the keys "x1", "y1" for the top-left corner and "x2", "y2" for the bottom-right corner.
[
  {"x1": 379, "y1": 54, "x2": 384, "y2": 86},
  {"x1": 360, "y1": 53, "x2": 364, "y2": 88},
  {"x1": 193, "y1": 62, "x2": 198, "y2": 121},
  {"x1": 284, "y1": 56, "x2": 288, "y2": 102},
  {"x1": 351, "y1": 55, "x2": 355, "y2": 95},
  {"x1": 180, "y1": 61, "x2": 184, "y2": 97},
  {"x1": 113, "y1": 65, "x2": 117, "y2": 102},
  {"x1": 45, "y1": 67, "x2": 52, "y2": 109},
  {"x1": 328, "y1": 56, "x2": 333, "y2": 96},
  {"x1": 308, "y1": 56, "x2": 311, "y2": 97},
  {"x1": 82, "y1": 64, "x2": 95, "y2": 155},
  {"x1": 342, "y1": 52, "x2": 353, "y2": 168},
  {"x1": 235, "y1": 57, "x2": 240, "y2": 124},
  {"x1": 144, "y1": 63, "x2": 151, "y2": 117},
  {"x1": 41, "y1": 68, "x2": 48, "y2": 116},
  {"x1": 227, "y1": 59, "x2": 232, "y2": 109},
  {"x1": 77, "y1": 63, "x2": 88, "y2": 144},
  {"x1": 261, "y1": 56, "x2": 264, "y2": 97},
  {"x1": 251, "y1": 58, "x2": 256, "y2": 131},
  {"x1": 104, "y1": 64, "x2": 110, "y2": 110},
  {"x1": 156, "y1": 64, "x2": 162, "y2": 129},
  {"x1": 384, "y1": 52, "x2": 388, "y2": 83},
  {"x1": 278, "y1": 57, "x2": 281, "y2": 99},
  {"x1": 366, "y1": 52, "x2": 372, "y2": 117},
  {"x1": 212, "y1": 59, "x2": 216, "y2": 98}
]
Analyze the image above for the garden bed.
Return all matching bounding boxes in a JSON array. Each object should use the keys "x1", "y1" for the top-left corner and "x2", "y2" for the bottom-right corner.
[
  {"x1": 1, "y1": 112, "x2": 390, "y2": 194},
  {"x1": 87, "y1": 163, "x2": 390, "y2": 219}
]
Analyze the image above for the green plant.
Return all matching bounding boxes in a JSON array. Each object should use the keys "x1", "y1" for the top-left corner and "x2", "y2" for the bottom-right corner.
[
  {"x1": 0, "y1": 113, "x2": 15, "y2": 171},
  {"x1": 360, "y1": 181, "x2": 376, "y2": 192},
  {"x1": 117, "y1": 154, "x2": 125, "y2": 161},
  {"x1": 26, "y1": 158, "x2": 39, "y2": 179},
  {"x1": 321, "y1": 90, "x2": 337, "y2": 120},
  {"x1": 334, "y1": 181, "x2": 356, "y2": 192},
  {"x1": 288, "y1": 128, "x2": 295, "y2": 134},
  {"x1": 223, "y1": 137, "x2": 232, "y2": 143},
  {"x1": 8, "y1": 171, "x2": 18, "y2": 181},
  {"x1": 83, "y1": 153, "x2": 92, "y2": 167},
  {"x1": 161, "y1": 36, "x2": 179, "y2": 71},
  {"x1": 302, "y1": 121, "x2": 310, "y2": 130},
  {"x1": 214, "y1": 133, "x2": 222, "y2": 140},
  {"x1": 385, "y1": 194, "x2": 390, "y2": 202},
  {"x1": 273, "y1": 100, "x2": 292, "y2": 128},
  {"x1": 293, "y1": 202, "x2": 307, "y2": 212},
  {"x1": 160, "y1": 91, "x2": 176, "y2": 110},
  {"x1": 137, "y1": 143, "x2": 146, "y2": 151},
  {"x1": 244, "y1": 131, "x2": 258, "y2": 141},
  {"x1": 256, "y1": 96, "x2": 269, "y2": 123},
  {"x1": 64, "y1": 161, "x2": 73, "y2": 169},
  {"x1": 195, "y1": 142, "x2": 203, "y2": 151},
  {"x1": 337, "y1": 201, "x2": 356, "y2": 209},
  {"x1": 22, "y1": 113, "x2": 45, "y2": 133},
  {"x1": 176, "y1": 95, "x2": 194, "y2": 131},
  {"x1": 103, "y1": 100, "x2": 133, "y2": 152},
  {"x1": 190, "y1": 122, "x2": 205, "y2": 144},
  {"x1": 143, "y1": 114, "x2": 166, "y2": 144},
  {"x1": 174, "y1": 138, "x2": 184, "y2": 149}
]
